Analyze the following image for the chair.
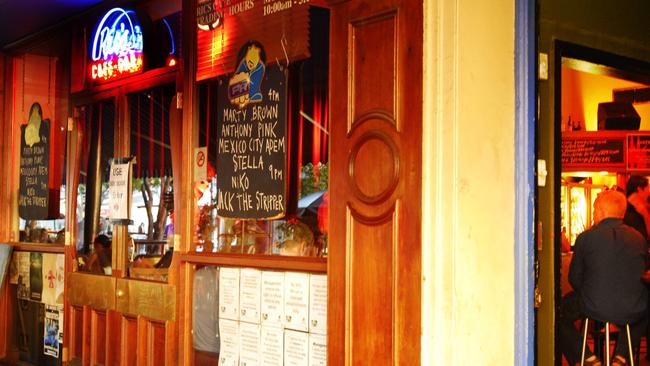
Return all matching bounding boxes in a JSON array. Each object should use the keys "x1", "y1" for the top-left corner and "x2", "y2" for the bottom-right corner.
[{"x1": 581, "y1": 318, "x2": 635, "y2": 366}]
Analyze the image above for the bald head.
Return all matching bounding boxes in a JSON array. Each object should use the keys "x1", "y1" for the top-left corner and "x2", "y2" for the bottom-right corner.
[{"x1": 593, "y1": 190, "x2": 627, "y2": 224}]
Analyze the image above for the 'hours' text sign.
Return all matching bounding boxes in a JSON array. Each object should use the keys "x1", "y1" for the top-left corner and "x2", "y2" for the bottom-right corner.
[
  {"x1": 19, "y1": 103, "x2": 51, "y2": 220},
  {"x1": 216, "y1": 42, "x2": 287, "y2": 219}
]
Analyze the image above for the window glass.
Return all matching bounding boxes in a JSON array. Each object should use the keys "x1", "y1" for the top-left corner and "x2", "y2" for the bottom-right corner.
[
  {"x1": 75, "y1": 100, "x2": 115, "y2": 275},
  {"x1": 128, "y1": 84, "x2": 176, "y2": 279},
  {"x1": 195, "y1": 13, "x2": 330, "y2": 257}
]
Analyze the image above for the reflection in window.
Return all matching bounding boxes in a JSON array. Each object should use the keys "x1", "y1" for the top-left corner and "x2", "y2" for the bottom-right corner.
[
  {"x1": 128, "y1": 84, "x2": 176, "y2": 279},
  {"x1": 75, "y1": 100, "x2": 115, "y2": 274}
]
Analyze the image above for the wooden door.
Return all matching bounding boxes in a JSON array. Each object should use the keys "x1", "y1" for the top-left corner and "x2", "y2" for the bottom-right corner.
[
  {"x1": 63, "y1": 90, "x2": 179, "y2": 366},
  {"x1": 328, "y1": 0, "x2": 423, "y2": 364}
]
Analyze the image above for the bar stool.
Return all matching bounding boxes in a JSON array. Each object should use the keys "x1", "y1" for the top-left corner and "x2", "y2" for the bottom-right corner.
[{"x1": 581, "y1": 318, "x2": 635, "y2": 366}]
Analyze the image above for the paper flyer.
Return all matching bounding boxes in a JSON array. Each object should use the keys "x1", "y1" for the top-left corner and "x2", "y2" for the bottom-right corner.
[
  {"x1": 239, "y1": 321, "x2": 261, "y2": 366},
  {"x1": 29, "y1": 252, "x2": 43, "y2": 301},
  {"x1": 284, "y1": 272, "x2": 309, "y2": 332},
  {"x1": 41, "y1": 253, "x2": 57, "y2": 305},
  {"x1": 16, "y1": 251, "x2": 31, "y2": 299},
  {"x1": 55, "y1": 254, "x2": 65, "y2": 305},
  {"x1": 218, "y1": 319, "x2": 240, "y2": 366},
  {"x1": 284, "y1": 330, "x2": 309, "y2": 366},
  {"x1": 260, "y1": 326, "x2": 284, "y2": 366},
  {"x1": 309, "y1": 274, "x2": 327, "y2": 335},
  {"x1": 9, "y1": 251, "x2": 19, "y2": 284},
  {"x1": 308, "y1": 333, "x2": 327, "y2": 366},
  {"x1": 43, "y1": 305, "x2": 60, "y2": 358},
  {"x1": 240, "y1": 268, "x2": 262, "y2": 324},
  {"x1": 219, "y1": 267, "x2": 240, "y2": 320},
  {"x1": 109, "y1": 161, "x2": 132, "y2": 220},
  {"x1": 261, "y1": 271, "x2": 284, "y2": 327}
]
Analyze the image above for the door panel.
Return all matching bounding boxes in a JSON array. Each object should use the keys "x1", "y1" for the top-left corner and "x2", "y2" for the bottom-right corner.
[{"x1": 329, "y1": 0, "x2": 422, "y2": 364}]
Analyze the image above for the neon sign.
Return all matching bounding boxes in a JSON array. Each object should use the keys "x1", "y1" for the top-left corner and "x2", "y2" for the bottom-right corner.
[{"x1": 89, "y1": 8, "x2": 144, "y2": 82}]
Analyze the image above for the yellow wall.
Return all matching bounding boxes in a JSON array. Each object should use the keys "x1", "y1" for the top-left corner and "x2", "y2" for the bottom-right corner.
[
  {"x1": 422, "y1": 0, "x2": 515, "y2": 364},
  {"x1": 561, "y1": 67, "x2": 648, "y2": 131}
]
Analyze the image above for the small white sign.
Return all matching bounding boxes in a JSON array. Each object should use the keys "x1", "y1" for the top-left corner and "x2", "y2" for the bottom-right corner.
[
  {"x1": 309, "y1": 275, "x2": 327, "y2": 335},
  {"x1": 219, "y1": 267, "x2": 241, "y2": 320},
  {"x1": 240, "y1": 268, "x2": 262, "y2": 324},
  {"x1": 218, "y1": 319, "x2": 240, "y2": 366},
  {"x1": 260, "y1": 326, "x2": 284, "y2": 366},
  {"x1": 308, "y1": 333, "x2": 327, "y2": 366},
  {"x1": 239, "y1": 321, "x2": 261, "y2": 366},
  {"x1": 284, "y1": 272, "x2": 310, "y2": 332},
  {"x1": 261, "y1": 271, "x2": 285, "y2": 327},
  {"x1": 284, "y1": 330, "x2": 309, "y2": 366},
  {"x1": 109, "y1": 161, "x2": 131, "y2": 220},
  {"x1": 194, "y1": 147, "x2": 208, "y2": 182}
]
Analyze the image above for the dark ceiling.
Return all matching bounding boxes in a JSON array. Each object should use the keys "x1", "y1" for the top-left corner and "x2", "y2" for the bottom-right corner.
[{"x1": 0, "y1": 0, "x2": 104, "y2": 49}]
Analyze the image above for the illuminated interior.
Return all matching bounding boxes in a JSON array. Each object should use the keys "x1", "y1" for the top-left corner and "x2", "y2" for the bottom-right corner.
[{"x1": 561, "y1": 59, "x2": 650, "y2": 246}]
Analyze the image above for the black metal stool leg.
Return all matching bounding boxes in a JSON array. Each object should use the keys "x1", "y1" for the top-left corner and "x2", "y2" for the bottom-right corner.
[
  {"x1": 627, "y1": 324, "x2": 635, "y2": 366},
  {"x1": 582, "y1": 318, "x2": 590, "y2": 366}
]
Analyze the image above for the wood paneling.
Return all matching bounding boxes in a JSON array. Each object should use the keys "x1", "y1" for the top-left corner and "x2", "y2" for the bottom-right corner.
[{"x1": 328, "y1": 0, "x2": 422, "y2": 364}]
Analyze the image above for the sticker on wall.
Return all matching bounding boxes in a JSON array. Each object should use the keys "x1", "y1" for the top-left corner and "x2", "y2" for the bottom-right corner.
[{"x1": 197, "y1": 0, "x2": 223, "y2": 31}]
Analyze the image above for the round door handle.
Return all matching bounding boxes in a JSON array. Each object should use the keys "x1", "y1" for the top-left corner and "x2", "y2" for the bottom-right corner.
[{"x1": 116, "y1": 290, "x2": 125, "y2": 298}]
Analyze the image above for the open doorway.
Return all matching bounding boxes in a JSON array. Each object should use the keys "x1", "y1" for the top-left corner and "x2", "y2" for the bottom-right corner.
[{"x1": 556, "y1": 41, "x2": 650, "y2": 365}]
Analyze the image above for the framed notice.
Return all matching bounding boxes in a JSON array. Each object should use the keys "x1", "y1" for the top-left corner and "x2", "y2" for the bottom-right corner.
[
  {"x1": 239, "y1": 321, "x2": 261, "y2": 366},
  {"x1": 240, "y1": 268, "x2": 262, "y2": 323},
  {"x1": 219, "y1": 267, "x2": 241, "y2": 320},
  {"x1": 218, "y1": 319, "x2": 240, "y2": 366},
  {"x1": 284, "y1": 272, "x2": 309, "y2": 332},
  {"x1": 260, "y1": 326, "x2": 284, "y2": 366},
  {"x1": 309, "y1": 275, "x2": 327, "y2": 335},
  {"x1": 309, "y1": 333, "x2": 327, "y2": 366},
  {"x1": 216, "y1": 42, "x2": 288, "y2": 219},
  {"x1": 284, "y1": 330, "x2": 309, "y2": 366},
  {"x1": 261, "y1": 271, "x2": 285, "y2": 327}
]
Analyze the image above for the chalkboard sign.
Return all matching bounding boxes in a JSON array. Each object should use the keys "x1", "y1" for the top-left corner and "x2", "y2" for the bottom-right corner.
[
  {"x1": 18, "y1": 103, "x2": 51, "y2": 220},
  {"x1": 216, "y1": 42, "x2": 287, "y2": 219},
  {"x1": 561, "y1": 136, "x2": 625, "y2": 168}
]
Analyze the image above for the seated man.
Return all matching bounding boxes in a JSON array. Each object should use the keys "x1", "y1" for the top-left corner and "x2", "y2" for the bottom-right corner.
[{"x1": 559, "y1": 190, "x2": 648, "y2": 366}]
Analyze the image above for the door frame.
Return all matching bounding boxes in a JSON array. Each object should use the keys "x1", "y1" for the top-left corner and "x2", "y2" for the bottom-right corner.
[{"x1": 515, "y1": 0, "x2": 536, "y2": 364}]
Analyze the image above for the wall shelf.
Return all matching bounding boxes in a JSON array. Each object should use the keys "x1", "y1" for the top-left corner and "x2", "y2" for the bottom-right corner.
[{"x1": 179, "y1": 252, "x2": 327, "y2": 273}]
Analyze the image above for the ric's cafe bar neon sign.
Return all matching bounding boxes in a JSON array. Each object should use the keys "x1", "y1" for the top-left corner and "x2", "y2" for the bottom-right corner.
[{"x1": 90, "y1": 8, "x2": 143, "y2": 82}]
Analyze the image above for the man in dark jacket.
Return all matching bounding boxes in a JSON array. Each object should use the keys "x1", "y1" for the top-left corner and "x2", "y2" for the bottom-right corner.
[{"x1": 560, "y1": 190, "x2": 648, "y2": 366}]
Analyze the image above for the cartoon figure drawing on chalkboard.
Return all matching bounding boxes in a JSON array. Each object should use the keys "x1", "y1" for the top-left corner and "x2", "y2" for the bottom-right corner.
[
  {"x1": 24, "y1": 103, "x2": 49, "y2": 147},
  {"x1": 228, "y1": 41, "x2": 266, "y2": 109}
]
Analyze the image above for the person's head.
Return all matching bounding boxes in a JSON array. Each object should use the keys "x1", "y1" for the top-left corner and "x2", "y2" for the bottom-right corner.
[
  {"x1": 625, "y1": 175, "x2": 649, "y2": 199},
  {"x1": 593, "y1": 190, "x2": 627, "y2": 224},
  {"x1": 93, "y1": 234, "x2": 111, "y2": 253}
]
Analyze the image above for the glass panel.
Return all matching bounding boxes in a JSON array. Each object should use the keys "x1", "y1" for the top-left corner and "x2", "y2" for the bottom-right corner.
[
  {"x1": 76, "y1": 99, "x2": 115, "y2": 275},
  {"x1": 128, "y1": 84, "x2": 176, "y2": 280}
]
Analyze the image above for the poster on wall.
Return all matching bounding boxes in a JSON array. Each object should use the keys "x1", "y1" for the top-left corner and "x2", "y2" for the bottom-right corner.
[
  {"x1": 43, "y1": 305, "x2": 61, "y2": 358},
  {"x1": 15, "y1": 251, "x2": 31, "y2": 299},
  {"x1": 29, "y1": 252, "x2": 43, "y2": 301},
  {"x1": 18, "y1": 102, "x2": 51, "y2": 220},
  {"x1": 216, "y1": 41, "x2": 288, "y2": 219},
  {"x1": 41, "y1": 253, "x2": 58, "y2": 306}
]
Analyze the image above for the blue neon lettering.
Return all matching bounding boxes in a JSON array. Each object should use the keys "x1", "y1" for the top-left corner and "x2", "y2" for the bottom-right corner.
[{"x1": 91, "y1": 8, "x2": 143, "y2": 62}]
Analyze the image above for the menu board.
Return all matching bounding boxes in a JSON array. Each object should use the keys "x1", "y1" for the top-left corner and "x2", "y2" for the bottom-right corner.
[
  {"x1": 19, "y1": 103, "x2": 51, "y2": 220},
  {"x1": 627, "y1": 134, "x2": 650, "y2": 171},
  {"x1": 216, "y1": 49, "x2": 288, "y2": 219},
  {"x1": 561, "y1": 135, "x2": 625, "y2": 168}
]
